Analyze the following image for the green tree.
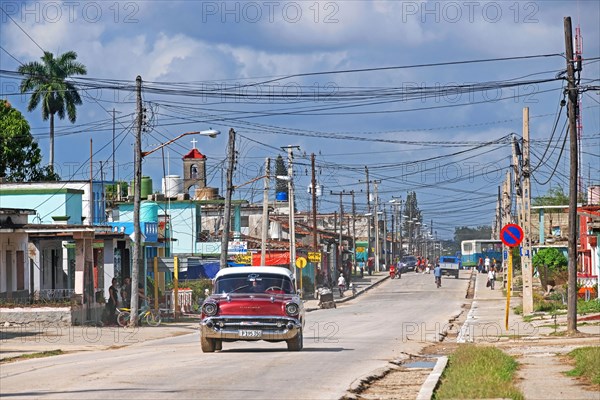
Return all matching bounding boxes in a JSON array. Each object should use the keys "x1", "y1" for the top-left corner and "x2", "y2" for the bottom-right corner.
[
  {"x1": 453, "y1": 226, "x2": 493, "y2": 244},
  {"x1": 0, "y1": 100, "x2": 59, "y2": 182},
  {"x1": 18, "y1": 51, "x2": 87, "y2": 172},
  {"x1": 532, "y1": 185, "x2": 569, "y2": 207},
  {"x1": 532, "y1": 247, "x2": 568, "y2": 288},
  {"x1": 274, "y1": 155, "x2": 288, "y2": 196},
  {"x1": 402, "y1": 191, "x2": 422, "y2": 253}
]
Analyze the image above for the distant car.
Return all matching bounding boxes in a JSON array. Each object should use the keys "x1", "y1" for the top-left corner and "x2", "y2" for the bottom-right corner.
[
  {"x1": 199, "y1": 266, "x2": 305, "y2": 352},
  {"x1": 398, "y1": 255, "x2": 418, "y2": 272}
]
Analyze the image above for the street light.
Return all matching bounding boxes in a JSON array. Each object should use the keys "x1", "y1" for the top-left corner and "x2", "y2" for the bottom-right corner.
[
  {"x1": 132, "y1": 126, "x2": 220, "y2": 325},
  {"x1": 141, "y1": 129, "x2": 220, "y2": 157}
]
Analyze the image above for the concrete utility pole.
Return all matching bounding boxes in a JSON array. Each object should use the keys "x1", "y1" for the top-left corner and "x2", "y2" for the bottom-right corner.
[
  {"x1": 364, "y1": 167, "x2": 372, "y2": 265},
  {"x1": 220, "y1": 128, "x2": 236, "y2": 270},
  {"x1": 502, "y1": 171, "x2": 512, "y2": 289},
  {"x1": 282, "y1": 145, "x2": 300, "y2": 279},
  {"x1": 521, "y1": 107, "x2": 534, "y2": 315},
  {"x1": 260, "y1": 157, "x2": 270, "y2": 266},
  {"x1": 373, "y1": 181, "x2": 381, "y2": 272},
  {"x1": 351, "y1": 191, "x2": 356, "y2": 276},
  {"x1": 311, "y1": 154, "x2": 319, "y2": 277},
  {"x1": 564, "y1": 16, "x2": 579, "y2": 334},
  {"x1": 130, "y1": 75, "x2": 143, "y2": 325}
]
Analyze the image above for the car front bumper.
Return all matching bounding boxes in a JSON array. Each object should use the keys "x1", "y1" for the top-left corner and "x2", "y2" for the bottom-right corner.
[{"x1": 200, "y1": 315, "x2": 302, "y2": 341}]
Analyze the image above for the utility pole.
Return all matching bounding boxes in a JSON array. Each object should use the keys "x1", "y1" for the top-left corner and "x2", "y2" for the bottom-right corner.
[
  {"x1": 89, "y1": 139, "x2": 94, "y2": 225},
  {"x1": 373, "y1": 181, "x2": 381, "y2": 272},
  {"x1": 220, "y1": 128, "x2": 236, "y2": 269},
  {"x1": 521, "y1": 107, "x2": 534, "y2": 315},
  {"x1": 112, "y1": 108, "x2": 116, "y2": 182},
  {"x1": 364, "y1": 167, "x2": 372, "y2": 268},
  {"x1": 130, "y1": 75, "x2": 142, "y2": 326},
  {"x1": 282, "y1": 145, "x2": 300, "y2": 279},
  {"x1": 311, "y1": 154, "x2": 319, "y2": 277},
  {"x1": 351, "y1": 191, "x2": 356, "y2": 277},
  {"x1": 564, "y1": 16, "x2": 579, "y2": 334},
  {"x1": 260, "y1": 157, "x2": 270, "y2": 266},
  {"x1": 502, "y1": 171, "x2": 512, "y2": 289}
]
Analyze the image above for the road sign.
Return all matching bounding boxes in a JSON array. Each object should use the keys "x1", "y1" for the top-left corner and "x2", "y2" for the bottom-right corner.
[
  {"x1": 235, "y1": 253, "x2": 252, "y2": 265},
  {"x1": 307, "y1": 252, "x2": 321, "y2": 262},
  {"x1": 295, "y1": 257, "x2": 307, "y2": 269},
  {"x1": 500, "y1": 224, "x2": 524, "y2": 247}
]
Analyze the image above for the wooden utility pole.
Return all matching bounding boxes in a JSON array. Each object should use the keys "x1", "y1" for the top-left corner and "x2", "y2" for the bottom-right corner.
[
  {"x1": 130, "y1": 75, "x2": 142, "y2": 326},
  {"x1": 521, "y1": 107, "x2": 534, "y2": 315},
  {"x1": 564, "y1": 16, "x2": 579, "y2": 334},
  {"x1": 260, "y1": 157, "x2": 270, "y2": 266},
  {"x1": 220, "y1": 128, "x2": 236, "y2": 269}
]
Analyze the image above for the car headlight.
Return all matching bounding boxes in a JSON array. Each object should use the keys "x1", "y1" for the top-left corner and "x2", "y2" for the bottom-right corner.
[
  {"x1": 285, "y1": 302, "x2": 300, "y2": 316},
  {"x1": 202, "y1": 301, "x2": 219, "y2": 316}
]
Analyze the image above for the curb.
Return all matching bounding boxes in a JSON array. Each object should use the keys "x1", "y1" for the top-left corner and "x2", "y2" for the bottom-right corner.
[
  {"x1": 415, "y1": 356, "x2": 448, "y2": 400},
  {"x1": 305, "y1": 275, "x2": 389, "y2": 312}
]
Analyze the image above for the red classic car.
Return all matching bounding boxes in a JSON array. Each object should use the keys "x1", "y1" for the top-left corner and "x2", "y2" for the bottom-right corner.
[{"x1": 199, "y1": 266, "x2": 305, "y2": 352}]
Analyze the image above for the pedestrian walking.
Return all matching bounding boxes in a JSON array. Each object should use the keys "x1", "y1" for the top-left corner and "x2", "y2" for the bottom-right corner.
[
  {"x1": 484, "y1": 256, "x2": 491, "y2": 273},
  {"x1": 478, "y1": 257, "x2": 484, "y2": 273},
  {"x1": 337, "y1": 274, "x2": 346, "y2": 297},
  {"x1": 487, "y1": 268, "x2": 496, "y2": 290}
]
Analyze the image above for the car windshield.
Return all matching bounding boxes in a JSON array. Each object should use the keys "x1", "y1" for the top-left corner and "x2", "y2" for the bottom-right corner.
[{"x1": 214, "y1": 273, "x2": 295, "y2": 295}]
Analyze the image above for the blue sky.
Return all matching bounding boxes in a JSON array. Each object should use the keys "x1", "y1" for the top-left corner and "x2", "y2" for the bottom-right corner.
[{"x1": 1, "y1": 0, "x2": 599, "y2": 239}]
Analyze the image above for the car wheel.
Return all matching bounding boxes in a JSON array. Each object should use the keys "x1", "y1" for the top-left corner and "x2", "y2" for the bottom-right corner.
[
  {"x1": 287, "y1": 328, "x2": 303, "y2": 351},
  {"x1": 201, "y1": 335, "x2": 216, "y2": 353}
]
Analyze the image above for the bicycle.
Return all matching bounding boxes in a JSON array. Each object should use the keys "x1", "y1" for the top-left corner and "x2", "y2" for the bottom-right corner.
[{"x1": 117, "y1": 304, "x2": 162, "y2": 327}]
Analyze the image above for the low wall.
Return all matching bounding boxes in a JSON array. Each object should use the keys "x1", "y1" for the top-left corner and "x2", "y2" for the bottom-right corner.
[
  {"x1": 0, "y1": 305, "x2": 105, "y2": 326},
  {"x1": 0, "y1": 307, "x2": 72, "y2": 326}
]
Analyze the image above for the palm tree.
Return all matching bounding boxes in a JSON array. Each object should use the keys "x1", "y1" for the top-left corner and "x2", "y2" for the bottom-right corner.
[{"x1": 18, "y1": 51, "x2": 87, "y2": 172}]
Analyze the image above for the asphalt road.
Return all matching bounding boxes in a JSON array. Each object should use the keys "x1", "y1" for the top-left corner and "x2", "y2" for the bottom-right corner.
[{"x1": 0, "y1": 271, "x2": 470, "y2": 400}]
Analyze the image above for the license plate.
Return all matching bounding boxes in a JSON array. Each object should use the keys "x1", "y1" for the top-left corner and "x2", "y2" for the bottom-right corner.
[{"x1": 239, "y1": 329, "x2": 262, "y2": 338}]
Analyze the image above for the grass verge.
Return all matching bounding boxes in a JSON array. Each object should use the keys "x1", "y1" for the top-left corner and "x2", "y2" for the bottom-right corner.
[
  {"x1": 564, "y1": 347, "x2": 600, "y2": 386},
  {"x1": 433, "y1": 344, "x2": 524, "y2": 400},
  {"x1": 1, "y1": 349, "x2": 64, "y2": 363}
]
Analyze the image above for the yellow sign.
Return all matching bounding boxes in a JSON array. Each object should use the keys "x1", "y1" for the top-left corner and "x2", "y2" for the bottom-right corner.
[
  {"x1": 295, "y1": 257, "x2": 307, "y2": 269},
  {"x1": 235, "y1": 253, "x2": 252, "y2": 265},
  {"x1": 307, "y1": 252, "x2": 321, "y2": 262},
  {"x1": 356, "y1": 247, "x2": 365, "y2": 253}
]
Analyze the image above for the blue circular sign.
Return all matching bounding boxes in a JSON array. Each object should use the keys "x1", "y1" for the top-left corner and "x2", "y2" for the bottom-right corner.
[{"x1": 500, "y1": 224, "x2": 524, "y2": 247}]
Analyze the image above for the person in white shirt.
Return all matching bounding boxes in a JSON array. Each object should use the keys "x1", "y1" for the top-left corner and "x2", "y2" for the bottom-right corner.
[
  {"x1": 337, "y1": 274, "x2": 346, "y2": 297},
  {"x1": 484, "y1": 256, "x2": 491, "y2": 273},
  {"x1": 487, "y1": 268, "x2": 496, "y2": 290}
]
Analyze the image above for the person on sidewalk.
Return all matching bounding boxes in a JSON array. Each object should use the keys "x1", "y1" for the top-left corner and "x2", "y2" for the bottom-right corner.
[
  {"x1": 484, "y1": 256, "x2": 491, "y2": 273},
  {"x1": 433, "y1": 263, "x2": 442, "y2": 288},
  {"x1": 477, "y1": 257, "x2": 484, "y2": 273},
  {"x1": 487, "y1": 268, "x2": 496, "y2": 290},
  {"x1": 106, "y1": 278, "x2": 119, "y2": 325},
  {"x1": 337, "y1": 274, "x2": 346, "y2": 297}
]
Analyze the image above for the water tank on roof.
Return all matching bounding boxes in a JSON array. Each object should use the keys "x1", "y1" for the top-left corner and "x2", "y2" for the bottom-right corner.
[
  {"x1": 141, "y1": 176, "x2": 153, "y2": 199},
  {"x1": 276, "y1": 192, "x2": 288, "y2": 201},
  {"x1": 140, "y1": 201, "x2": 158, "y2": 223},
  {"x1": 162, "y1": 175, "x2": 182, "y2": 198}
]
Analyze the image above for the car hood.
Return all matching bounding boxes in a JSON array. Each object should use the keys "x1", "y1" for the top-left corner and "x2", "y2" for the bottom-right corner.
[{"x1": 207, "y1": 294, "x2": 299, "y2": 316}]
